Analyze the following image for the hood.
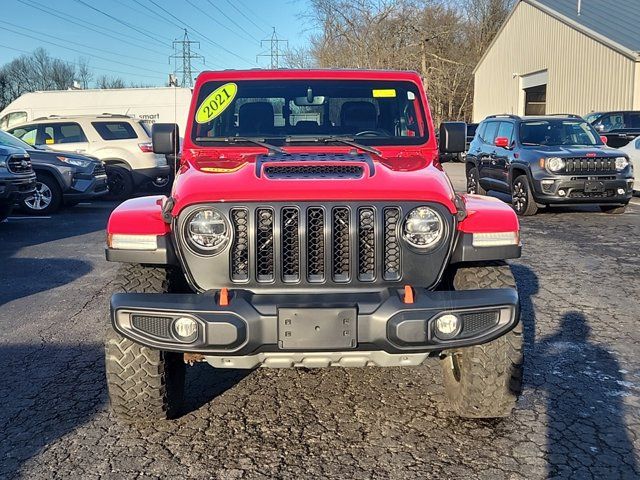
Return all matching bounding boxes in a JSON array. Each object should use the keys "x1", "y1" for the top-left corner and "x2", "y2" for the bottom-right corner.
[
  {"x1": 525, "y1": 145, "x2": 623, "y2": 157},
  {"x1": 171, "y1": 148, "x2": 457, "y2": 214},
  {"x1": 0, "y1": 144, "x2": 28, "y2": 158},
  {"x1": 27, "y1": 148, "x2": 99, "y2": 164}
]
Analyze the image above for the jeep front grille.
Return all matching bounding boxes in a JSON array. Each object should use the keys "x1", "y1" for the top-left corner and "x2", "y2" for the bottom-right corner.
[
  {"x1": 564, "y1": 157, "x2": 616, "y2": 174},
  {"x1": 7, "y1": 155, "x2": 32, "y2": 174},
  {"x1": 228, "y1": 205, "x2": 405, "y2": 285}
]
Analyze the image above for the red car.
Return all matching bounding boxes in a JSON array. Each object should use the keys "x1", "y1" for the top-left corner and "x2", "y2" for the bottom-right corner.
[{"x1": 104, "y1": 69, "x2": 523, "y2": 421}]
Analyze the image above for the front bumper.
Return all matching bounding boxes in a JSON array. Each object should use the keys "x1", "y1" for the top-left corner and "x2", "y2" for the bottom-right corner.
[
  {"x1": 533, "y1": 175, "x2": 633, "y2": 204},
  {"x1": 65, "y1": 173, "x2": 109, "y2": 199},
  {"x1": 0, "y1": 174, "x2": 37, "y2": 200},
  {"x1": 111, "y1": 287, "x2": 519, "y2": 359}
]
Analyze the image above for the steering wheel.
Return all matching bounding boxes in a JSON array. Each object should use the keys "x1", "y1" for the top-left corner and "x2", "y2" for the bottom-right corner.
[{"x1": 355, "y1": 130, "x2": 389, "y2": 137}]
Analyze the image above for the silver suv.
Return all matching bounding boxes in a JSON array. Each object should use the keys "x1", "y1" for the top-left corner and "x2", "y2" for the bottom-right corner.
[{"x1": 7, "y1": 114, "x2": 171, "y2": 198}]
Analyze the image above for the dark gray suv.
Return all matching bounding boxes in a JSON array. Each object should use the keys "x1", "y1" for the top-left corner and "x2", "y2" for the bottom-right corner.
[{"x1": 465, "y1": 114, "x2": 634, "y2": 216}]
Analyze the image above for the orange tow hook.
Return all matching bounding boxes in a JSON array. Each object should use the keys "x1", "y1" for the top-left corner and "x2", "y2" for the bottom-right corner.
[
  {"x1": 219, "y1": 288, "x2": 229, "y2": 306},
  {"x1": 403, "y1": 285, "x2": 414, "y2": 304}
]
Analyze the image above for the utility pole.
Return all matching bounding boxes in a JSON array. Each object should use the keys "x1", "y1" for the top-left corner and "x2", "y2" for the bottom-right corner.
[
  {"x1": 257, "y1": 28, "x2": 288, "y2": 69},
  {"x1": 170, "y1": 29, "x2": 204, "y2": 87}
]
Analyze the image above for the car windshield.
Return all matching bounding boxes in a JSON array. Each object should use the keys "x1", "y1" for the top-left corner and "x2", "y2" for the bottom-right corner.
[
  {"x1": 191, "y1": 79, "x2": 428, "y2": 147},
  {"x1": 519, "y1": 119, "x2": 602, "y2": 146},
  {"x1": 0, "y1": 129, "x2": 32, "y2": 149}
]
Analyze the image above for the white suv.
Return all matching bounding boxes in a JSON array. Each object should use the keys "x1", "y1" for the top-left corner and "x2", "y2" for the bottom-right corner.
[{"x1": 7, "y1": 114, "x2": 171, "y2": 198}]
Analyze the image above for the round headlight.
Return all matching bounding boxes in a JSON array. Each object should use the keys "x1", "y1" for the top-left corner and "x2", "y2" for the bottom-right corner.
[
  {"x1": 186, "y1": 208, "x2": 229, "y2": 254},
  {"x1": 403, "y1": 207, "x2": 444, "y2": 249},
  {"x1": 546, "y1": 157, "x2": 565, "y2": 172},
  {"x1": 615, "y1": 157, "x2": 629, "y2": 171}
]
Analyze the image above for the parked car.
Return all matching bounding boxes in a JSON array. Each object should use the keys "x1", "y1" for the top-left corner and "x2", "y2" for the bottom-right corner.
[
  {"x1": 0, "y1": 144, "x2": 36, "y2": 222},
  {"x1": 104, "y1": 69, "x2": 524, "y2": 423},
  {"x1": 585, "y1": 111, "x2": 640, "y2": 148},
  {"x1": 619, "y1": 136, "x2": 640, "y2": 194},
  {"x1": 0, "y1": 130, "x2": 108, "y2": 214},
  {"x1": 7, "y1": 114, "x2": 171, "y2": 199},
  {"x1": 466, "y1": 114, "x2": 634, "y2": 215}
]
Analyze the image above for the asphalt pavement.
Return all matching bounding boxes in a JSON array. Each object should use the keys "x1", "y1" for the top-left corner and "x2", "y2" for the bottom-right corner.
[{"x1": 1, "y1": 164, "x2": 639, "y2": 479}]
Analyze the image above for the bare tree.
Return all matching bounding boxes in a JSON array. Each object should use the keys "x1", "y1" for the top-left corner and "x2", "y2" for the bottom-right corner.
[
  {"x1": 76, "y1": 58, "x2": 93, "y2": 89},
  {"x1": 95, "y1": 75, "x2": 126, "y2": 89}
]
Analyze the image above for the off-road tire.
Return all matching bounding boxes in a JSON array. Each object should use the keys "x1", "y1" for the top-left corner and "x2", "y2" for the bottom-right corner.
[
  {"x1": 441, "y1": 261, "x2": 523, "y2": 418},
  {"x1": 600, "y1": 204, "x2": 627, "y2": 214},
  {"x1": 512, "y1": 175, "x2": 538, "y2": 216},
  {"x1": 467, "y1": 166, "x2": 486, "y2": 195},
  {"x1": 105, "y1": 264, "x2": 186, "y2": 422}
]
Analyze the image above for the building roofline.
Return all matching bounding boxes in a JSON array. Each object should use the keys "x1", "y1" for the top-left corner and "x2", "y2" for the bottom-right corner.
[{"x1": 473, "y1": 0, "x2": 640, "y2": 75}]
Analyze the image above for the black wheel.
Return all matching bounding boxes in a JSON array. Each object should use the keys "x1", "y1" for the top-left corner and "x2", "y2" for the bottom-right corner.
[
  {"x1": 441, "y1": 262, "x2": 523, "y2": 418},
  {"x1": 105, "y1": 165, "x2": 134, "y2": 200},
  {"x1": 466, "y1": 166, "x2": 486, "y2": 195},
  {"x1": 21, "y1": 173, "x2": 62, "y2": 215},
  {"x1": 600, "y1": 204, "x2": 627, "y2": 214},
  {"x1": 105, "y1": 264, "x2": 186, "y2": 422},
  {"x1": 0, "y1": 204, "x2": 13, "y2": 222},
  {"x1": 512, "y1": 175, "x2": 538, "y2": 216}
]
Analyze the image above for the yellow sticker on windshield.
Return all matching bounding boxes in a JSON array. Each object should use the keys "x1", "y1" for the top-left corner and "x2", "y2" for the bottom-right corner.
[
  {"x1": 372, "y1": 89, "x2": 396, "y2": 98},
  {"x1": 195, "y1": 82, "x2": 238, "y2": 124}
]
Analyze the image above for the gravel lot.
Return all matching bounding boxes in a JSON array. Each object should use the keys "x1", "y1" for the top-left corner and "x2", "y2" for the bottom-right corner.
[{"x1": 1, "y1": 163, "x2": 639, "y2": 479}]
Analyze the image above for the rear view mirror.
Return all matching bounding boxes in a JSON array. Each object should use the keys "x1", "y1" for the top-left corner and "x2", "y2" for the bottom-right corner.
[
  {"x1": 294, "y1": 96, "x2": 326, "y2": 106},
  {"x1": 152, "y1": 123, "x2": 179, "y2": 155},
  {"x1": 439, "y1": 122, "x2": 466, "y2": 154},
  {"x1": 494, "y1": 136, "x2": 510, "y2": 148}
]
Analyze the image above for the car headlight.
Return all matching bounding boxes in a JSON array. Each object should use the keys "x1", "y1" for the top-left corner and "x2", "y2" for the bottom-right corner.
[
  {"x1": 185, "y1": 208, "x2": 229, "y2": 254},
  {"x1": 546, "y1": 157, "x2": 565, "y2": 172},
  {"x1": 402, "y1": 206, "x2": 444, "y2": 250},
  {"x1": 615, "y1": 157, "x2": 629, "y2": 171},
  {"x1": 57, "y1": 156, "x2": 92, "y2": 168}
]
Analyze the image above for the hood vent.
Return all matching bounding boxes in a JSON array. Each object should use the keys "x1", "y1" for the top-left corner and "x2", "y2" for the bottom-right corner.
[
  {"x1": 264, "y1": 164, "x2": 364, "y2": 179},
  {"x1": 256, "y1": 152, "x2": 375, "y2": 178}
]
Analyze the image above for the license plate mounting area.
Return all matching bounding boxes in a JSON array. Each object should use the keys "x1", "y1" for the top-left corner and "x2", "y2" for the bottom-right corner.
[{"x1": 277, "y1": 308, "x2": 357, "y2": 350}]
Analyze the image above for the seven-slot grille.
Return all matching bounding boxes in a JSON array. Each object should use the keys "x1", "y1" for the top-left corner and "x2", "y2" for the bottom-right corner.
[
  {"x1": 7, "y1": 155, "x2": 32, "y2": 174},
  {"x1": 564, "y1": 157, "x2": 616, "y2": 174},
  {"x1": 229, "y1": 205, "x2": 403, "y2": 285}
]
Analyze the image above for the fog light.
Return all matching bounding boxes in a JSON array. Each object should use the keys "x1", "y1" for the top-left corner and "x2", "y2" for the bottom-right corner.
[
  {"x1": 558, "y1": 189, "x2": 566, "y2": 197},
  {"x1": 173, "y1": 317, "x2": 198, "y2": 341},
  {"x1": 435, "y1": 314, "x2": 461, "y2": 339},
  {"x1": 617, "y1": 188, "x2": 625, "y2": 195}
]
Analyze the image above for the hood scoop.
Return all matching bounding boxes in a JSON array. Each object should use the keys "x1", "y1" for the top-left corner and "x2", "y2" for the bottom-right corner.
[{"x1": 256, "y1": 153, "x2": 375, "y2": 179}]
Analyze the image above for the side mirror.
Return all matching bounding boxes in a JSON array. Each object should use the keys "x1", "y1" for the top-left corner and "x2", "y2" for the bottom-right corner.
[
  {"x1": 494, "y1": 136, "x2": 510, "y2": 148},
  {"x1": 439, "y1": 122, "x2": 466, "y2": 154},
  {"x1": 600, "y1": 135, "x2": 608, "y2": 145},
  {"x1": 152, "y1": 123, "x2": 179, "y2": 155}
]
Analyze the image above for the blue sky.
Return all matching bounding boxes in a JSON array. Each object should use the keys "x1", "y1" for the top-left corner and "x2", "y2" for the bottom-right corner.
[{"x1": 0, "y1": 0, "x2": 312, "y2": 85}]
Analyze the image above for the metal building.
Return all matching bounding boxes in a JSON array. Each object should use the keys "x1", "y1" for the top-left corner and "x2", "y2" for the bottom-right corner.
[{"x1": 472, "y1": 0, "x2": 640, "y2": 122}]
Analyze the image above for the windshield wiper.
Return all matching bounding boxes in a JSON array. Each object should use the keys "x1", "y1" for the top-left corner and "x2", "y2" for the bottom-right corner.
[
  {"x1": 196, "y1": 136, "x2": 286, "y2": 154},
  {"x1": 285, "y1": 135, "x2": 382, "y2": 156}
]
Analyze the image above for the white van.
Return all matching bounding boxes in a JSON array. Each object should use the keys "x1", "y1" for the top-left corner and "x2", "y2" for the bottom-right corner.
[{"x1": 0, "y1": 87, "x2": 192, "y2": 134}]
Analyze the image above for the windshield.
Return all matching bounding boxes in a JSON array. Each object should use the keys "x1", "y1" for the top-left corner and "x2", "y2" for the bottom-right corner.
[
  {"x1": 519, "y1": 119, "x2": 602, "y2": 146},
  {"x1": 0, "y1": 129, "x2": 32, "y2": 150},
  {"x1": 191, "y1": 79, "x2": 428, "y2": 146}
]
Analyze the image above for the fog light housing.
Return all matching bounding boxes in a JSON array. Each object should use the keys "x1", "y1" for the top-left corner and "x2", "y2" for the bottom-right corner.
[
  {"x1": 434, "y1": 314, "x2": 461, "y2": 339},
  {"x1": 173, "y1": 317, "x2": 198, "y2": 342},
  {"x1": 617, "y1": 188, "x2": 625, "y2": 195},
  {"x1": 558, "y1": 189, "x2": 566, "y2": 197}
]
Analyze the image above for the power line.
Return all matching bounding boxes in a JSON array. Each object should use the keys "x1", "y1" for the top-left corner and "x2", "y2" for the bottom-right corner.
[
  {"x1": 224, "y1": 0, "x2": 269, "y2": 35},
  {"x1": 129, "y1": 0, "x2": 184, "y2": 31},
  {"x1": 257, "y1": 28, "x2": 288, "y2": 69},
  {"x1": 145, "y1": 0, "x2": 257, "y2": 66},
  {"x1": 204, "y1": 0, "x2": 261, "y2": 43},
  {"x1": 0, "y1": 43, "x2": 163, "y2": 80},
  {"x1": 17, "y1": 0, "x2": 170, "y2": 57},
  {"x1": 170, "y1": 30, "x2": 205, "y2": 88},
  {"x1": 0, "y1": 25, "x2": 167, "y2": 76},
  {"x1": 183, "y1": 0, "x2": 258, "y2": 45},
  {"x1": 0, "y1": 19, "x2": 164, "y2": 67},
  {"x1": 72, "y1": 0, "x2": 171, "y2": 47}
]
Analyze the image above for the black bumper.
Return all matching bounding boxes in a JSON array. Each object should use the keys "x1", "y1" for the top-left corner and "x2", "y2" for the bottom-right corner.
[
  {"x1": 65, "y1": 173, "x2": 109, "y2": 200},
  {"x1": 0, "y1": 175, "x2": 37, "y2": 201},
  {"x1": 132, "y1": 166, "x2": 171, "y2": 186},
  {"x1": 110, "y1": 287, "x2": 519, "y2": 355},
  {"x1": 533, "y1": 176, "x2": 633, "y2": 205}
]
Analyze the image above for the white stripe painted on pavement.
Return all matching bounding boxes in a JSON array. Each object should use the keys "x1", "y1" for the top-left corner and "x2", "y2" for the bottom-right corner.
[{"x1": 8, "y1": 216, "x2": 51, "y2": 220}]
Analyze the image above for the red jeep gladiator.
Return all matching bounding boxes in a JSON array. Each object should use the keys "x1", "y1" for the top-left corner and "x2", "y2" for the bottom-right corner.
[{"x1": 105, "y1": 69, "x2": 523, "y2": 421}]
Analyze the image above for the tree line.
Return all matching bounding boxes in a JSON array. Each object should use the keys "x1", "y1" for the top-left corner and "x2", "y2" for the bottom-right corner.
[
  {"x1": 287, "y1": 0, "x2": 513, "y2": 124},
  {"x1": 0, "y1": 48, "x2": 150, "y2": 110}
]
